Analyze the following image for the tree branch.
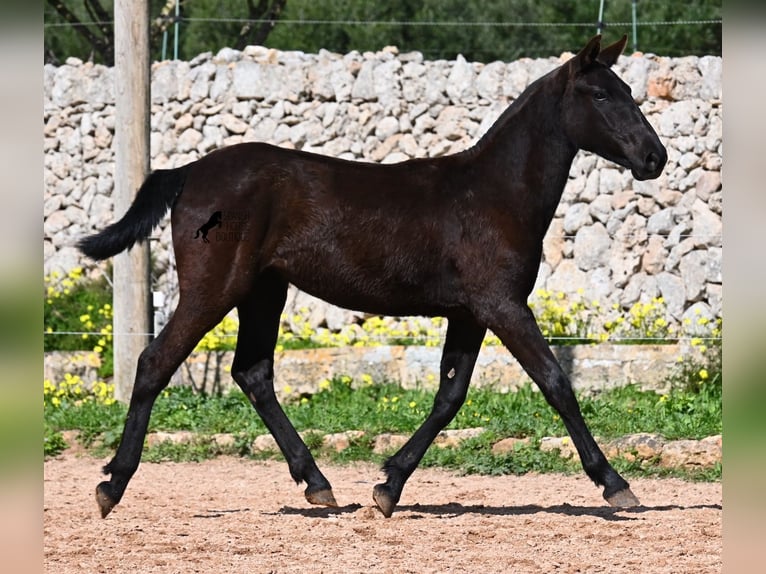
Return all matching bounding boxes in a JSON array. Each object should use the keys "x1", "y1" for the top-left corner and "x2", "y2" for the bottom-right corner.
[
  {"x1": 46, "y1": 0, "x2": 101, "y2": 49},
  {"x1": 46, "y1": 0, "x2": 113, "y2": 64},
  {"x1": 235, "y1": 0, "x2": 287, "y2": 51}
]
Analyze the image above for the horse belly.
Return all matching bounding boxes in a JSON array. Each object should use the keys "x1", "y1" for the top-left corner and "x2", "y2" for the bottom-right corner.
[{"x1": 279, "y1": 249, "x2": 460, "y2": 318}]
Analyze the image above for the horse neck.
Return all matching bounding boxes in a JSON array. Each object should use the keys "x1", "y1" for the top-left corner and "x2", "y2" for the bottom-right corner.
[{"x1": 466, "y1": 75, "x2": 578, "y2": 224}]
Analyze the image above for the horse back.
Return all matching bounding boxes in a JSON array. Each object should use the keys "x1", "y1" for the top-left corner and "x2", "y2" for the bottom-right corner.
[{"x1": 170, "y1": 142, "x2": 501, "y2": 315}]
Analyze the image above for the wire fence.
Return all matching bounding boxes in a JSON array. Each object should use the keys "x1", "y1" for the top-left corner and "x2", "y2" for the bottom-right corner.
[
  {"x1": 44, "y1": 11, "x2": 722, "y2": 62},
  {"x1": 43, "y1": 17, "x2": 724, "y2": 29},
  {"x1": 43, "y1": 330, "x2": 722, "y2": 343}
]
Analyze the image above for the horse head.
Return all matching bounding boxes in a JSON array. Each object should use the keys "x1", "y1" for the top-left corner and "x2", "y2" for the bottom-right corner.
[{"x1": 560, "y1": 35, "x2": 667, "y2": 181}]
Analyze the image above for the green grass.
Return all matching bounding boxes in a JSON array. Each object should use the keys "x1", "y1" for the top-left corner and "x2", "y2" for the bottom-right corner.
[{"x1": 44, "y1": 375, "x2": 722, "y2": 481}]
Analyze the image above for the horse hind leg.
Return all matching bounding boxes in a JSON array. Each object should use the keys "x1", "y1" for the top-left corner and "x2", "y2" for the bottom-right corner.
[
  {"x1": 373, "y1": 317, "x2": 486, "y2": 517},
  {"x1": 95, "y1": 297, "x2": 233, "y2": 518},
  {"x1": 231, "y1": 273, "x2": 337, "y2": 508}
]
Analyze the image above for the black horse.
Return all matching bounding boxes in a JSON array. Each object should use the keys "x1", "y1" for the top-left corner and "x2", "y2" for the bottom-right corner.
[{"x1": 79, "y1": 35, "x2": 666, "y2": 519}]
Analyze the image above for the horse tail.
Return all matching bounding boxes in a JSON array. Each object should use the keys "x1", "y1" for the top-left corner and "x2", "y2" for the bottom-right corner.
[{"x1": 78, "y1": 166, "x2": 190, "y2": 260}]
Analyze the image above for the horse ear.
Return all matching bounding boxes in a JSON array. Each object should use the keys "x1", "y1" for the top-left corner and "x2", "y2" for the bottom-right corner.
[
  {"x1": 597, "y1": 35, "x2": 628, "y2": 67},
  {"x1": 571, "y1": 35, "x2": 602, "y2": 72}
]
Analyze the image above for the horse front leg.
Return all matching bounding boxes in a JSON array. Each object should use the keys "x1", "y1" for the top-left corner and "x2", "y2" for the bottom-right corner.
[
  {"x1": 485, "y1": 301, "x2": 639, "y2": 507},
  {"x1": 373, "y1": 317, "x2": 486, "y2": 517}
]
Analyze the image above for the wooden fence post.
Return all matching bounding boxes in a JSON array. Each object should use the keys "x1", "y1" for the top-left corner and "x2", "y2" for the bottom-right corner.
[{"x1": 112, "y1": 0, "x2": 151, "y2": 401}]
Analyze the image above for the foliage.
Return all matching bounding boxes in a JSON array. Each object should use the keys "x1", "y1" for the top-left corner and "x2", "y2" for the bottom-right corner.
[
  {"x1": 44, "y1": 0, "x2": 118, "y2": 64},
  {"x1": 421, "y1": 434, "x2": 575, "y2": 476},
  {"x1": 150, "y1": 385, "x2": 260, "y2": 433},
  {"x1": 44, "y1": 373, "x2": 124, "y2": 451},
  {"x1": 668, "y1": 317, "x2": 722, "y2": 395},
  {"x1": 527, "y1": 288, "x2": 601, "y2": 344},
  {"x1": 142, "y1": 436, "x2": 241, "y2": 463},
  {"x1": 581, "y1": 382, "x2": 721, "y2": 440},
  {"x1": 44, "y1": 0, "x2": 287, "y2": 65},
  {"x1": 44, "y1": 422, "x2": 68, "y2": 458},
  {"x1": 44, "y1": 0, "x2": 720, "y2": 65},
  {"x1": 44, "y1": 373, "x2": 117, "y2": 408},
  {"x1": 286, "y1": 375, "x2": 434, "y2": 435},
  {"x1": 44, "y1": 268, "x2": 114, "y2": 377},
  {"x1": 181, "y1": 0, "x2": 288, "y2": 58},
  {"x1": 603, "y1": 297, "x2": 675, "y2": 344},
  {"x1": 191, "y1": 311, "x2": 447, "y2": 353},
  {"x1": 168, "y1": 291, "x2": 716, "y2": 353},
  {"x1": 194, "y1": 314, "x2": 240, "y2": 352}
]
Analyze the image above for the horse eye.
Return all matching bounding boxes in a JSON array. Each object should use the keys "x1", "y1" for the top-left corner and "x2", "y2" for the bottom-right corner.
[{"x1": 593, "y1": 91, "x2": 608, "y2": 102}]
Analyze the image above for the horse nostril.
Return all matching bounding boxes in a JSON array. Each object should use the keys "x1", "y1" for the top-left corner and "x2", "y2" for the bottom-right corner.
[{"x1": 645, "y1": 152, "x2": 660, "y2": 172}]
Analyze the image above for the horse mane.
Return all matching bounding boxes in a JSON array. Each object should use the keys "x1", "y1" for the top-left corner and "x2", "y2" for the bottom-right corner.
[{"x1": 468, "y1": 64, "x2": 566, "y2": 157}]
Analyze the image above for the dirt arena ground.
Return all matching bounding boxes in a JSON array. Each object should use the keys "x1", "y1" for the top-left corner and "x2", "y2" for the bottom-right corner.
[{"x1": 44, "y1": 454, "x2": 721, "y2": 573}]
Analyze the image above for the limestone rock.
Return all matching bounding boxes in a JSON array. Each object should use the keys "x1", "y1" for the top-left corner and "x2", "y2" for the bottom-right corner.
[
  {"x1": 433, "y1": 428, "x2": 485, "y2": 448},
  {"x1": 322, "y1": 430, "x2": 366, "y2": 452},
  {"x1": 660, "y1": 436, "x2": 721, "y2": 468},
  {"x1": 491, "y1": 437, "x2": 531, "y2": 455},
  {"x1": 604, "y1": 433, "x2": 666, "y2": 462},
  {"x1": 373, "y1": 433, "x2": 409, "y2": 455},
  {"x1": 539, "y1": 436, "x2": 577, "y2": 460}
]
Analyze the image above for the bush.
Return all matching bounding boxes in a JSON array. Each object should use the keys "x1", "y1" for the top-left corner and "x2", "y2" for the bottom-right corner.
[
  {"x1": 44, "y1": 268, "x2": 114, "y2": 377},
  {"x1": 43, "y1": 373, "x2": 117, "y2": 409},
  {"x1": 669, "y1": 318, "x2": 722, "y2": 395}
]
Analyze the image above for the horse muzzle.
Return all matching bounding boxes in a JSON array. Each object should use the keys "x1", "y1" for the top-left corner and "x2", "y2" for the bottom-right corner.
[{"x1": 630, "y1": 146, "x2": 667, "y2": 181}]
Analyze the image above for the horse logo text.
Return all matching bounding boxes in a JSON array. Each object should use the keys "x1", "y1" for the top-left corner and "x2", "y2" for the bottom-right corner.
[
  {"x1": 193, "y1": 211, "x2": 221, "y2": 243},
  {"x1": 194, "y1": 211, "x2": 249, "y2": 243}
]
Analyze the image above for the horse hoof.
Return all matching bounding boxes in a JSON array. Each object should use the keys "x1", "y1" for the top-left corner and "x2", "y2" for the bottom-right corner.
[
  {"x1": 95, "y1": 482, "x2": 118, "y2": 518},
  {"x1": 372, "y1": 484, "x2": 397, "y2": 518},
  {"x1": 605, "y1": 487, "x2": 640, "y2": 508},
  {"x1": 305, "y1": 487, "x2": 338, "y2": 507}
]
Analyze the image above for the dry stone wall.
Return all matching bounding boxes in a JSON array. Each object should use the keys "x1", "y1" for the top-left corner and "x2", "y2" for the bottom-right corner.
[{"x1": 43, "y1": 46, "x2": 722, "y2": 334}]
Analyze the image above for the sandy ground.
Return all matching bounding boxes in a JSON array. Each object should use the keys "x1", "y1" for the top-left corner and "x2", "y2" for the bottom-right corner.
[{"x1": 44, "y1": 453, "x2": 721, "y2": 574}]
